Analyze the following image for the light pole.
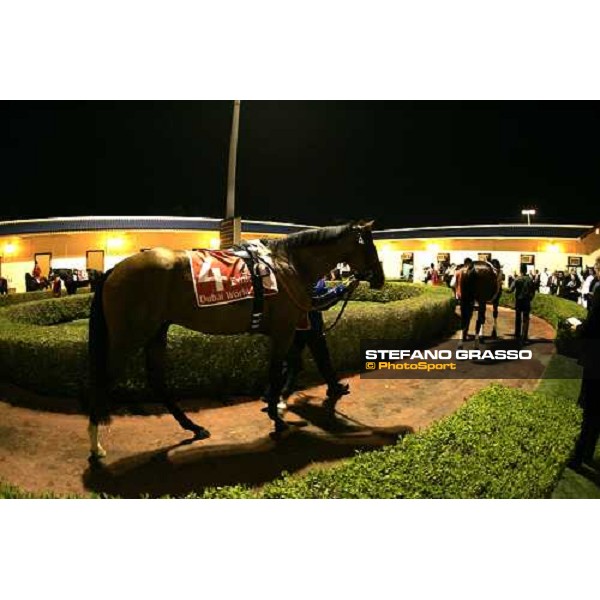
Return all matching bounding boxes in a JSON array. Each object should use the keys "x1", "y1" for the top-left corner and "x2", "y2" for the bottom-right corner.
[
  {"x1": 521, "y1": 209, "x2": 536, "y2": 226},
  {"x1": 220, "y1": 100, "x2": 242, "y2": 247},
  {"x1": 226, "y1": 100, "x2": 241, "y2": 220}
]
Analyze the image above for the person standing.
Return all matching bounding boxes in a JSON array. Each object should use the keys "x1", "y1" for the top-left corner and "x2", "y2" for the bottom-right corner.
[
  {"x1": 51, "y1": 274, "x2": 62, "y2": 297},
  {"x1": 565, "y1": 272, "x2": 580, "y2": 303},
  {"x1": 275, "y1": 276, "x2": 360, "y2": 410},
  {"x1": 510, "y1": 264, "x2": 536, "y2": 344},
  {"x1": 32, "y1": 261, "x2": 41, "y2": 282},
  {"x1": 570, "y1": 259, "x2": 600, "y2": 470},
  {"x1": 431, "y1": 264, "x2": 440, "y2": 286},
  {"x1": 581, "y1": 267, "x2": 597, "y2": 310},
  {"x1": 540, "y1": 268, "x2": 550, "y2": 294}
]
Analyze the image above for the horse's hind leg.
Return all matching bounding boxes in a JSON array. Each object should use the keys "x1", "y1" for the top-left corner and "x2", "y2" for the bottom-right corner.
[
  {"x1": 145, "y1": 324, "x2": 210, "y2": 440},
  {"x1": 88, "y1": 342, "x2": 131, "y2": 461},
  {"x1": 458, "y1": 299, "x2": 473, "y2": 349},
  {"x1": 491, "y1": 298, "x2": 499, "y2": 339},
  {"x1": 475, "y1": 302, "x2": 486, "y2": 347}
]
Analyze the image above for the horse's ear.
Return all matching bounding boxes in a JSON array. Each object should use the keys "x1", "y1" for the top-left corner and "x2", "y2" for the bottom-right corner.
[{"x1": 352, "y1": 219, "x2": 375, "y2": 229}]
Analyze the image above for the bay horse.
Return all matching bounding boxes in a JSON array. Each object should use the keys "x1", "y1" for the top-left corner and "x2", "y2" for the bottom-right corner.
[
  {"x1": 452, "y1": 260, "x2": 502, "y2": 348},
  {"x1": 87, "y1": 221, "x2": 384, "y2": 459}
]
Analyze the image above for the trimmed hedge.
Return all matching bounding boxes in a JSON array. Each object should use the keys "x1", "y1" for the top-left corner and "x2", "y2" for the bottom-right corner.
[
  {"x1": 345, "y1": 281, "x2": 423, "y2": 302},
  {"x1": 0, "y1": 290, "x2": 55, "y2": 307},
  {"x1": 0, "y1": 283, "x2": 456, "y2": 397},
  {"x1": 4, "y1": 294, "x2": 92, "y2": 325},
  {"x1": 0, "y1": 287, "x2": 89, "y2": 308}
]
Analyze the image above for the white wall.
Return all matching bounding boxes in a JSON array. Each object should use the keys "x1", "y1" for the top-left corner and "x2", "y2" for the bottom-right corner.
[
  {"x1": 51, "y1": 256, "x2": 87, "y2": 271},
  {"x1": 379, "y1": 250, "x2": 403, "y2": 279},
  {"x1": 104, "y1": 253, "x2": 131, "y2": 270},
  {"x1": 1, "y1": 260, "x2": 33, "y2": 293}
]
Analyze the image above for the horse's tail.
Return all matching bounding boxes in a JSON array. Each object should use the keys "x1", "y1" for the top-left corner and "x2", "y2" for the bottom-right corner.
[{"x1": 88, "y1": 269, "x2": 113, "y2": 424}]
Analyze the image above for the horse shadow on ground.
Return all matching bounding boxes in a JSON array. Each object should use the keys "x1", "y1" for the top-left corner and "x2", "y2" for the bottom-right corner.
[{"x1": 82, "y1": 404, "x2": 412, "y2": 498}]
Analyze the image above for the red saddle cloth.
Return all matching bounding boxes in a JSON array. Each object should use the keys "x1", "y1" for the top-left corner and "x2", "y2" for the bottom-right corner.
[{"x1": 187, "y1": 248, "x2": 277, "y2": 307}]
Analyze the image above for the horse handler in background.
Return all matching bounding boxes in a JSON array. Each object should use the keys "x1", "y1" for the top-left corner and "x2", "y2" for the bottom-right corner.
[
  {"x1": 510, "y1": 264, "x2": 536, "y2": 344},
  {"x1": 274, "y1": 275, "x2": 360, "y2": 411}
]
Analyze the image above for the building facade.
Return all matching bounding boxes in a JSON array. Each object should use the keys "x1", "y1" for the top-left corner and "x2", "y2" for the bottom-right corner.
[
  {"x1": 373, "y1": 224, "x2": 600, "y2": 282},
  {"x1": 1, "y1": 217, "x2": 599, "y2": 292},
  {"x1": 0, "y1": 216, "x2": 309, "y2": 292}
]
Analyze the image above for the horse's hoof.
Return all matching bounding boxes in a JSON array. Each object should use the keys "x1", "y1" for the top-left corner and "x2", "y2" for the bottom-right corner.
[
  {"x1": 191, "y1": 426, "x2": 211, "y2": 440},
  {"x1": 270, "y1": 422, "x2": 291, "y2": 441},
  {"x1": 322, "y1": 398, "x2": 338, "y2": 415},
  {"x1": 89, "y1": 444, "x2": 107, "y2": 460},
  {"x1": 88, "y1": 452, "x2": 106, "y2": 467}
]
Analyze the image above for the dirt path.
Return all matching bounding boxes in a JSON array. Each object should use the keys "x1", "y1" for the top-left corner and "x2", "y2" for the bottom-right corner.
[{"x1": 0, "y1": 307, "x2": 556, "y2": 498}]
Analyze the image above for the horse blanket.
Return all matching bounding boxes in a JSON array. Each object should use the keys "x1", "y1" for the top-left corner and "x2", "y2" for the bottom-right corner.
[{"x1": 186, "y1": 242, "x2": 278, "y2": 308}]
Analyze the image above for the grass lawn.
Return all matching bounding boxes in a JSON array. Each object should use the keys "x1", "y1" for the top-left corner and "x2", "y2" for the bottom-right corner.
[{"x1": 538, "y1": 353, "x2": 600, "y2": 499}]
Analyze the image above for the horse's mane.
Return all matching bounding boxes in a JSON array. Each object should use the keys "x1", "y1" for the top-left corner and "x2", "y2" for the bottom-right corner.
[{"x1": 266, "y1": 223, "x2": 353, "y2": 251}]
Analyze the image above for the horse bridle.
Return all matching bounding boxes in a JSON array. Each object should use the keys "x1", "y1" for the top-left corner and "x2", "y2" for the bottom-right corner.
[{"x1": 350, "y1": 225, "x2": 378, "y2": 284}]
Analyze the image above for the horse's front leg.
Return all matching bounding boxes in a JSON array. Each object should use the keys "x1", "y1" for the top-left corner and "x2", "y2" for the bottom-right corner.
[
  {"x1": 264, "y1": 327, "x2": 298, "y2": 436},
  {"x1": 265, "y1": 354, "x2": 290, "y2": 435}
]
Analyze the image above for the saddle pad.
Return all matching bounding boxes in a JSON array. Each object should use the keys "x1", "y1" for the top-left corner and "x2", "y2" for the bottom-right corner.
[{"x1": 186, "y1": 247, "x2": 277, "y2": 307}]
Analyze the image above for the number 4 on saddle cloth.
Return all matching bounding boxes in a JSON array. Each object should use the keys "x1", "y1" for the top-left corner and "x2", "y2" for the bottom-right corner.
[{"x1": 186, "y1": 241, "x2": 278, "y2": 331}]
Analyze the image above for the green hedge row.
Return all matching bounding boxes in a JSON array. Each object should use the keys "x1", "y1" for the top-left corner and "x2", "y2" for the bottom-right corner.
[
  {"x1": 195, "y1": 384, "x2": 581, "y2": 498},
  {"x1": 0, "y1": 283, "x2": 456, "y2": 397},
  {"x1": 0, "y1": 290, "x2": 55, "y2": 307},
  {"x1": 3, "y1": 294, "x2": 92, "y2": 325},
  {"x1": 344, "y1": 281, "x2": 423, "y2": 302},
  {"x1": 0, "y1": 287, "x2": 89, "y2": 308}
]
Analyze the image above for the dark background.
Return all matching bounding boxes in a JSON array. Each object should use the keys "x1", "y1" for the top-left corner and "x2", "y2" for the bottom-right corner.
[{"x1": 1, "y1": 101, "x2": 598, "y2": 228}]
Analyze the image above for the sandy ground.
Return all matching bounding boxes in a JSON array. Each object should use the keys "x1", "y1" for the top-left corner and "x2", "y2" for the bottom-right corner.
[{"x1": 0, "y1": 306, "x2": 556, "y2": 498}]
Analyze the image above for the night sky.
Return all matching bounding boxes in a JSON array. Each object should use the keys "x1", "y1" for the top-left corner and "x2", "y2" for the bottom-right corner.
[{"x1": 1, "y1": 101, "x2": 599, "y2": 229}]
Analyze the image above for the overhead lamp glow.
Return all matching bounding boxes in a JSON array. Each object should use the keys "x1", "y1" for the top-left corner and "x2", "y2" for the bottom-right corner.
[
  {"x1": 3, "y1": 242, "x2": 17, "y2": 256},
  {"x1": 521, "y1": 209, "x2": 536, "y2": 225},
  {"x1": 209, "y1": 237, "x2": 220, "y2": 249},
  {"x1": 106, "y1": 236, "x2": 125, "y2": 251}
]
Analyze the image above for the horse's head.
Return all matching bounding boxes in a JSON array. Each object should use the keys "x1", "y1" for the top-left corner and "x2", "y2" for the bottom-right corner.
[{"x1": 345, "y1": 220, "x2": 385, "y2": 289}]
